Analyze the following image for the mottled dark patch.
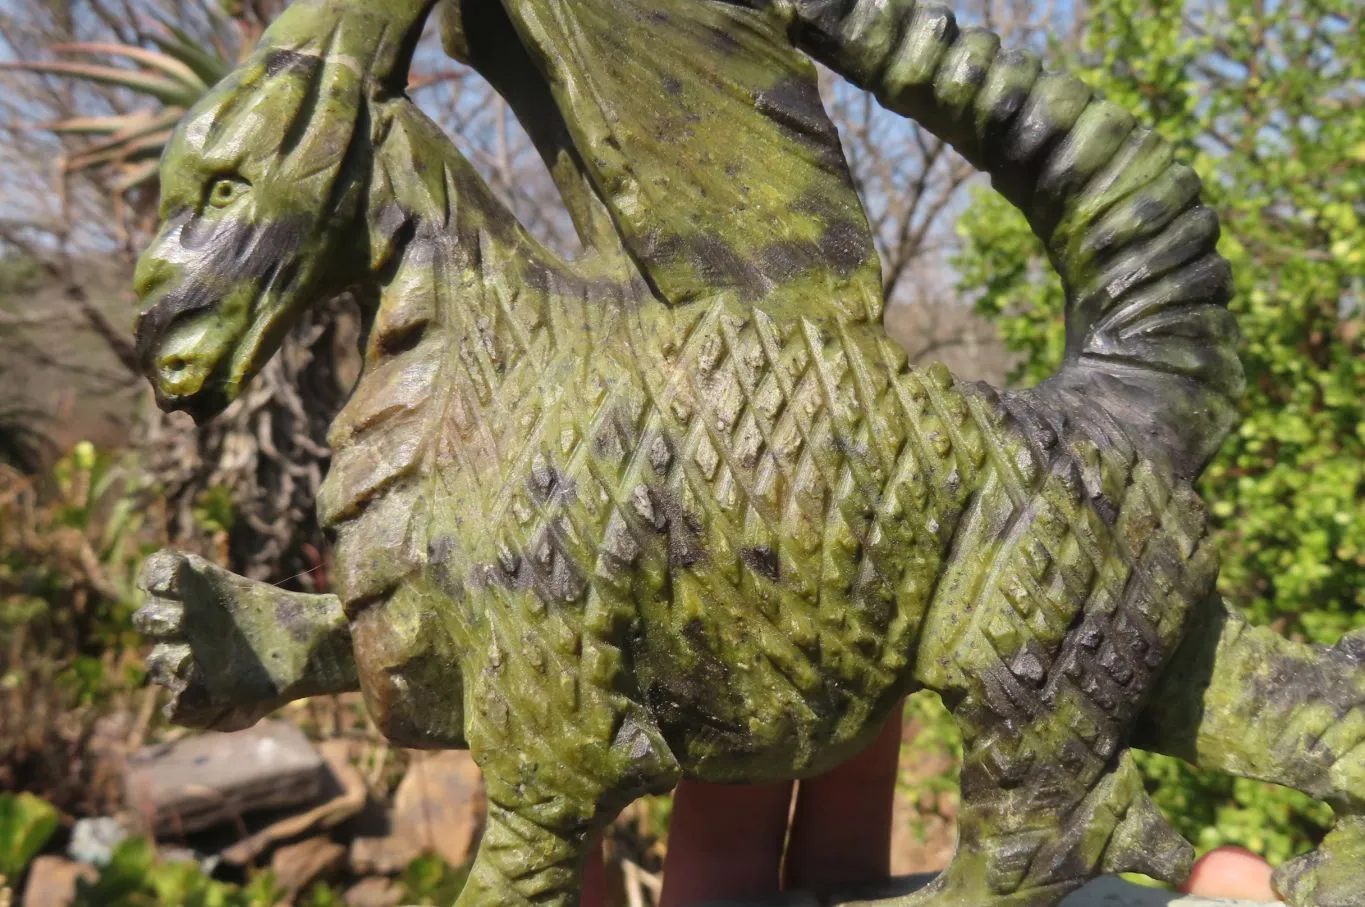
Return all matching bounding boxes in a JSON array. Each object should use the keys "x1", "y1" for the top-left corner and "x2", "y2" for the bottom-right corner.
[
  {"x1": 957, "y1": 60, "x2": 990, "y2": 91},
  {"x1": 273, "y1": 597, "x2": 317, "y2": 645},
  {"x1": 1097, "y1": 644, "x2": 1134, "y2": 685},
  {"x1": 648, "y1": 435, "x2": 674, "y2": 474},
  {"x1": 754, "y1": 76, "x2": 848, "y2": 174},
  {"x1": 687, "y1": 234, "x2": 767, "y2": 298},
  {"x1": 594, "y1": 419, "x2": 631, "y2": 463},
  {"x1": 637, "y1": 619, "x2": 756, "y2": 760},
  {"x1": 1089, "y1": 490, "x2": 1120, "y2": 526},
  {"x1": 985, "y1": 81, "x2": 1031, "y2": 131},
  {"x1": 815, "y1": 220, "x2": 874, "y2": 278},
  {"x1": 654, "y1": 486, "x2": 708, "y2": 569},
  {"x1": 1076, "y1": 622, "x2": 1104, "y2": 651},
  {"x1": 428, "y1": 536, "x2": 459, "y2": 566},
  {"x1": 792, "y1": 188, "x2": 850, "y2": 222},
  {"x1": 1011, "y1": 647, "x2": 1047, "y2": 686},
  {"x1": 427, "y1": 535, "x2": 466, "y2": 601},
  {"x1": 662, "y1": 75, "x2": 683, "y2": 96},
  {"x1": 527, "y1": 460, "x2": 575, "y2": 505},
  {"x1": 706, "y1": 26, "x2": 743, "y2": 55},
  {"x1": 1334, "y1": 634, "x2": 1365, "y2": 665},
  {"x1": 740, "y1": 546, "x2": 780, "y2": 581},
  {"x1": 755, "y1": 77, "x2": 836, "y2": 143},
  {"x1": 264, "y1": 48, "x2": 319, "y2": 78},
  {"x1": 1078, "y1": 668, "x2": 1118, "y2": 713},
  {"x1": 135, "y1": 212, "x2": 311, "y2": 379},
  {"x1": 451, "y1": 161, "x2": 521, "y2": 246},
  {"x1": 756, "y1": 239, "x2": 822, "y2": 283},
  {"x1": 520, "y1": 255, "x2": 641, "y2": 307}
]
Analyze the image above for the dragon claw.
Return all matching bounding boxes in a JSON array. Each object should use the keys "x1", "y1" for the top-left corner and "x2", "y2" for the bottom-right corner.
[
  {"x1": 132, "y1": 599, "x2": 185, "y2": 639},
  {"x1": 134, "y1": 549, "x2": 281, "y2": 731},
  {"x1": 134, "y1": 548, "x2": 357, "y2": 731}
]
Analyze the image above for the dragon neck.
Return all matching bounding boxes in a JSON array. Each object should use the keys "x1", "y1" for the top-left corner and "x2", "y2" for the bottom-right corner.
[
  {"x1": 359, "y1": 99, "x2": 583, "y2": 343},
  {"x1": 360, "y1": 97, "x2": 647, "y2": 349}
]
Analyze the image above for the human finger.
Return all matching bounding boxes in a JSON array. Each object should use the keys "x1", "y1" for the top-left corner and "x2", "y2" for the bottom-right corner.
[
  {"x1": 582, "y1": 835, "x2": 606, "y2": 907},
  {"x1": 659, "y1": 778, "x2": 795, "y2": 907},
  {"x1": 1181, "y1": 846, "x2": 1276, "y2": 900},
  {"x1": 783, "y1": 705, "x2": 903, "y2": 890}
]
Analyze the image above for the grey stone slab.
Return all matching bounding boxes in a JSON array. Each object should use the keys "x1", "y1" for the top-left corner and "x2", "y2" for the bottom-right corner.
[{"x1": 124, "y1": 719, "x2": 326, "y2": 834}]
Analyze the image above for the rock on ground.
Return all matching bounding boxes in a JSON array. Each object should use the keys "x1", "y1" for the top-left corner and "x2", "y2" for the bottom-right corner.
[
  {"x1": 343, "y1": 876, "x2": 404, "y2": 907},
  {"x1": 269, "y1": 836, "x2": 346, "y2": 897},
  {"x1": 21, "y1": 857, "x2": 96, "y2": 907},
  {"x1": 124, "y1": 720, "x2": 325, "y2": 835},
  {"x1": 388, "y1": 750, "x2": 484, "y2": 869}
]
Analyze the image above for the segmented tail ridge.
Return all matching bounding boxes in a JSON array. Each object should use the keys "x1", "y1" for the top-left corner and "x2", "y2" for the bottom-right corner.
[{"x1": 789, "y1": 0, "x2": 1245, "y2": 479}]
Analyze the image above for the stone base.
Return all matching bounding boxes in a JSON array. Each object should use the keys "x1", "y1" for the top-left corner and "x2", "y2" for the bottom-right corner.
[{"x1": 692, "y1": 875, "x2": 1281, "y2": 906}]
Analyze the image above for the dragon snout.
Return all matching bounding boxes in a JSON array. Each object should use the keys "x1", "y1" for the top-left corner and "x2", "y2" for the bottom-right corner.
[{"x1": 134, "y1": 292, "x2": 236, "y2": 423}]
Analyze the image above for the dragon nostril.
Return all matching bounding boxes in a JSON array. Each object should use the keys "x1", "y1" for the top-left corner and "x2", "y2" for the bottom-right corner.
[{"x1": 162, "y1": 355, "x2": 191, "y2": 377}]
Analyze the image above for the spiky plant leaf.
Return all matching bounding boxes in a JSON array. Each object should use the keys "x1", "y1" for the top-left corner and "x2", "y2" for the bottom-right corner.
[
  {"x1": 8, "y1": 34, "x2": 233, "y2": 195},
  {"x1": 50, "y1": 42, "x2": 207, "y2": 90},
  {"x1": 111, "y1": 159, "x2": 163, "y2": 192},
  {"x1": 145, "y1": 25, "x2": 234, "y2": 86},
  {"x1": 0, "y1": 59, "x2": 200, "y2": 107}
]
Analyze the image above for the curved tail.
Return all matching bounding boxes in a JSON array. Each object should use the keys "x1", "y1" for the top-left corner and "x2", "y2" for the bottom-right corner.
[{"x1": 788, "y1": 0, "x2": 1244, "y2": 479}]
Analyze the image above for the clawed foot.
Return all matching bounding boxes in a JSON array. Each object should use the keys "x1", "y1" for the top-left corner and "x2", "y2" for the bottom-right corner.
[
  {"x1": 135, "y1": 550, "x2": 356, "y2": 731},
  {"x1": 136, "y1": 550, "x2": 283, "y2": 730},
  {"x1": 1274, "y1": 816, "x2": 1365, "y2": 907}
]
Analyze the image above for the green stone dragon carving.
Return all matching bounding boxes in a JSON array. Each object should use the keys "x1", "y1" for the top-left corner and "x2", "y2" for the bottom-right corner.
[{"x1": 129, "y1": 1, "x2": 1365, "y2": 904}]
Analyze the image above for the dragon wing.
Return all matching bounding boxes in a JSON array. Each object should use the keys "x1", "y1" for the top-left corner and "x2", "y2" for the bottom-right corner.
[{"x1": 499, "y1": 0, "x2": 884, "y2": 319}]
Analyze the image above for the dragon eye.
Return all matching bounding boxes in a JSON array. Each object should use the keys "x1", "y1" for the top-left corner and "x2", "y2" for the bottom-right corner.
[{"x1": 207, "y1": 176, "x2": 248, "y2": 208}]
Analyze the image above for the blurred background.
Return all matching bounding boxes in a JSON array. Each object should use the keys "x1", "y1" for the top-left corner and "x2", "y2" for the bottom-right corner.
[{"x1": 0, "y1": 0, "x2": 1360, "y2": 904}]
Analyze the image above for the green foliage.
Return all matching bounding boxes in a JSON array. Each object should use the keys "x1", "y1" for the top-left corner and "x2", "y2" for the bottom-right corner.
[
  {"x1": 0, "y1": 444, "x2": 154, "y2": 676},
  {"x1": 73, "y1": 838, "x2": 285, "y2": 907},
  {"x1": 55, "y1": 838, "x2": 470, "y2": 907},
  {"x1": 398, "y1": 853, "x2": 469, "y2": 905},
  {"x1": 952, "y1": 0, "x2": 1364, "y2": 860},
  {"x1": 898, "y1": 692, "x2": 963, "y2": 844},
  {"x1": 1133, "y1": 751, "x2": 1332, "y2": 865},
  {"x1": 192, "y1": 486, "x2": 237, "y2": 536},
  {"x1": 901, "y1": 691, "x2": 963, "y2": 795},
  {"x1": 298, "y1": 882, "x2": 345, "y2": 907},
  {"x1": 0, "y1": 793, "x2": 59, "y2": 878},
  {"x1": 1, "y1": 445, "x2": 158, "y2": 809}
]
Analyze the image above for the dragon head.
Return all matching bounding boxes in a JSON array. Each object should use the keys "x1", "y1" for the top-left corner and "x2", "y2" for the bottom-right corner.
[{"x1": 133, "y1": 0, "x2": 433, "y2": 422}]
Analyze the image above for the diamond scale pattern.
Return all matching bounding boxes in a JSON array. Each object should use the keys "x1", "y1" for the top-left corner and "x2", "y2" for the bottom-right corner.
[{"x1": 325, "y1": 237, "x2": 1220, "y2": 890}]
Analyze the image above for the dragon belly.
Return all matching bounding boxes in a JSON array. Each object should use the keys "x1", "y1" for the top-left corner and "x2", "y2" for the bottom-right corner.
[
  {"x1": 316, "y1": 285, "x2": 1218, "y2": 788},
  {"x1": 317, "y1": 290, "x2": 972, "y2": 763}
]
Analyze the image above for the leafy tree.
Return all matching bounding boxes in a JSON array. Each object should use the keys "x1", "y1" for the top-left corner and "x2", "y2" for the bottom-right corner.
[{"x1": 952, "y1": 0, "x2": 1364, "y2": 862}]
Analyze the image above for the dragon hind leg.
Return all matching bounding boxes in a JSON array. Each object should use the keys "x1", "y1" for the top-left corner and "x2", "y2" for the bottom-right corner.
[
  {"x1": 838, "y1": 704, "x2": 1191, "y2": 907},
  {"x1": 1135, "y1": 594, "x2": 1365, "y2": 907}
]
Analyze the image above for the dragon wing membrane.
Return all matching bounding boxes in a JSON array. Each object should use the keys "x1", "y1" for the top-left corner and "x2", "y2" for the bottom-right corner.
[{"x1": 499, "y1": 0, "x2": 884, "y2": 320}]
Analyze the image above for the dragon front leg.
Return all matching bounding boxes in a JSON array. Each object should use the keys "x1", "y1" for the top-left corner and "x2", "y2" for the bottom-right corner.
[
  {"x1": 135, "y1": 550, "x2": 359, "y2": 731},
  {"x1": 449, "y1": 614, "x2": 681, "y2": 907},
  {"x1": 1135, "y1": 593, "x2": 1365, "y2": 907}
]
